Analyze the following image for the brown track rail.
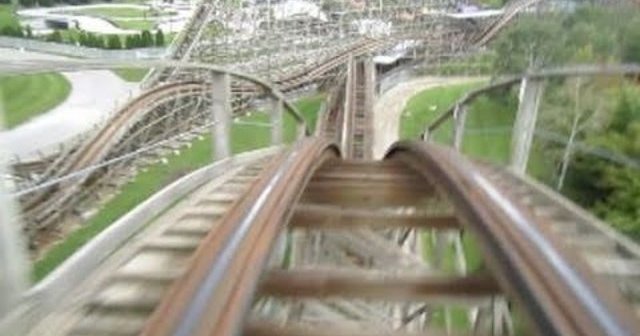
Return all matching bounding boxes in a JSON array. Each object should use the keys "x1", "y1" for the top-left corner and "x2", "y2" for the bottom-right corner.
[
  {"x1": 141, "y1": 138, "x2": 339, "y2": 336},
  {"x1": 388, "y1": 142, "x2": 640, "y2": 335},
  {"x1": 137, "y1": 138, "x2": 640, "y2": 336}
]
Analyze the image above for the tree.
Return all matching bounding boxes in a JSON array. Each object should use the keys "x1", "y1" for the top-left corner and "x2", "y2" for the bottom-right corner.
[
  {"x1": 491, "y1": 16, "x2": 568, "y2": 73},
  {"x1": 106, "y1": 35, "x2": 122, "y2": 49},
  {"x1": 141, "y1": 30, "x2": 153, "y2": 47},
  {"x1": 46, "y1": 30, "x2": 63, "y2": 43},
  {"x1": 83, "y1": 33, "x2": 105, "y2": 48},
  {"x1": 94, "y1": 35, "x2": 105, "y2": 49},
  {"x1": 38, "y1": 0, "x2": 54, "y2": 7},
  {"x1": 18, "y1": 0, "x2": 36, "y2": 7},
  {"x1": 132, "y1": 34, "x2": 142, "y2": 48},
  {"x1": 621, "y1": 19, "x2": 640, "y2": 66},
  {"x1": 124, "y1": 35, "x2": 135, "y2": 49},
  {"x1": 0, "y1": 26, "x2": 23, "y2": 37},
  {"x1": 563, "y1": 87, "x2": 640, "y2": 239},
  {"x1": 155, "y1": 29, "x2": 164, "y2": 47},
  {"x1": 78, "y1": 32, "x2": 88, "y2": 46},
  {"x1": 539, "y1": 76, "x2": 614, "y2": 191}
]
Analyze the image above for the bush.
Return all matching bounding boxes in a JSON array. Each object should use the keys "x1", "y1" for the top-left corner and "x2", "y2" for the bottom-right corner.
[
  {"x1": 46, "y1": 30, "x2": 63, "y2": 43},
  {"x1": 124, "y1": 34, "x2": 135, "y2": 49},
  {"x1": 1, "y1": 26, "x2": 24, "y2": 37},
  {"x1": 132, "y1": 34, "x2": 142, "y2": 48},
  {"x1": 141, "y1": 30, "x2": 153, "y2": 47},
  {"x1": 155, "y1": 29, "x2": 164, "y2": 46},
  {"x1": 77, "y1": 31, "x2": 87, "y2": 46},
  {"x1": 106, "y1": 35, "x2": 122, "y2": 49}
]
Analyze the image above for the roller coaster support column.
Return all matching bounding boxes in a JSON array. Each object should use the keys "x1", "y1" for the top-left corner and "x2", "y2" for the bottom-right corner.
[
  {"x1": 452, "y1": 103, "x2": 468, "y2": 151},
  {"x1": 510, "y1": 77, "x2": 544, "y2": 174},
  {"x1": 341, "y1": 54, "x2": 354, "y2": 154},
  {"x1": 211, "y1": 72, "x2": 232, "y2": 160},
  {"x1": 271, "y1": 97, "x2": 284, "y2": 145},
  {"x1": 0, "y1": 139, "x2": 29, "y2": 317},
  {"x1": 364, "y1": 56, "x2": 376, "y2": 102}
]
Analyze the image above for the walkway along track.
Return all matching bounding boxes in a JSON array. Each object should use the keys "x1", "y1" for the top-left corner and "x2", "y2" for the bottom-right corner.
[
  {"x1": 136, "y1": 138, "x2": 640, "y2": 335},
  {"x1": 17, "y1": 152, "x2": 276, "y2": 336}
]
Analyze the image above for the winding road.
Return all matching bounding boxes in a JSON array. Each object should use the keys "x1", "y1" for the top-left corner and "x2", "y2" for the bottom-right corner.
[
  {"x1": 0, "y1": 49, "x2": 138, "y2": 160},
  {"x1": 372, "y1": 76, "x2": 484, "y2": 159}
]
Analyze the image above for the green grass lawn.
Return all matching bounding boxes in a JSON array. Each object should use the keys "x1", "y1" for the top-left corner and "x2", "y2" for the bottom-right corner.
[
  {"x1": 401, "y1": 84, "x2": 551, "y2": 179},
  {"x1": 113, "y1": 68, "x2": 149, "y2": 82},
  {"x1": 113, "y1": 19, "x2": 155, "y2": 31},
  {"x1": 0, "y1": 4, "x2": 19, "y2": 31},
  {"x1": 0, "y1": 73, "x2": 71, "y2": 129},
  {"x1": 33, "y1": 95, "x2": 324, "y2": 281}
]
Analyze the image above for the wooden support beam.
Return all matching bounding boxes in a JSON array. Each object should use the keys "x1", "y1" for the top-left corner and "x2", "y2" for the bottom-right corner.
[
  {"x1": 210, "y1": 72, "x2": 232, "y2": 160},
  {"x1": 290, "y1": 203, "x2": 459, "y2": 229},
  {"x1": 300, "y1": 184, "x2": 433, "y2": 206},
  {"x1": 244, "y1": 320, "x2": 468, "y2": 336},
  {"x1": 259, "y1": 269, "x2": 500, "y2": 301},
  {"x1": 270, "y1": 97, "x2": 284, "y2": 145}
]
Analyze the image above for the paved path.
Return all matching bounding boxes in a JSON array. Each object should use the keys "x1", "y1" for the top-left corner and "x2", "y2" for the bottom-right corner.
[
  {"x1": 1, "y1": 69, "x2": 138, "y2": 160},
  {"x1": 19, "y1": 3, "x2": 193, "y2": 34},
  {"x1": 372, "y1": 76, "x2": 484, "y2": 159},
  {"x1": 0, "y1": 47, "x2": 69, "y2": 61}
]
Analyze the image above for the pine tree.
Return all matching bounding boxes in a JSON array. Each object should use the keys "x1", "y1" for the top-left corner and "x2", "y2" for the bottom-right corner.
[
  {"x1": 155, "y1": 29, "x2": 165, "y2": 47},
  {"x1": 141, "y1": 30, "x2": 153, "y2": 47},
  {"x1": 107, "y1": 35, "x2": 122, "y2": 49}
]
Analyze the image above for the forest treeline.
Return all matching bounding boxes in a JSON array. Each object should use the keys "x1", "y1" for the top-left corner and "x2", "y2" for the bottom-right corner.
[{"x1": 488, "y1": 5, "x2": 640, "y2": 239}]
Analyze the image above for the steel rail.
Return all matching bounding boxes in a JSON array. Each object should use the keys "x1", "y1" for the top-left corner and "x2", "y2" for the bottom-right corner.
[
  {"x1": 386, "y1": 141, "x2": 640, "y2": 335},
  {"x1": 141, "y1": 138, "x2": 339, "y2": 336}
]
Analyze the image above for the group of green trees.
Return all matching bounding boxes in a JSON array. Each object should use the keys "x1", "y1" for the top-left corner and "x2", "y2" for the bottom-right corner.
[
  {"x1": 67, "y1": 29, "x2": 165, "y2": 49},
  {"x1": 559, "y1": 86, "x2": 640, "y2": 239},
  {"x1": 3, "y1": 26, "x2": 166, "y2": 49},
  {"x1": 492, "y1": 7, "x2": 640, "y2": 73},
  {"x1": 487, "y1": 6, "x2": 640, "y2": 238}
]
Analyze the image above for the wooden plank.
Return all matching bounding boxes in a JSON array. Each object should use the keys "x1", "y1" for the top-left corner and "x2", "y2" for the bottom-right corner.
[
  {"x1": 244, "y1": 320, "x2": 469, "y2": 336},
  {"x1": 290, "y1": 203, "x2": 458, "y2": 229},
  {"x1": 259, "y1": 269, "x2": 499, "y2": 301}
]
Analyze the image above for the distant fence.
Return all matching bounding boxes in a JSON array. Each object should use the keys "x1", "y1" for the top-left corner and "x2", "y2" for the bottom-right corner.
[{"x1": 0, "y1": 36, "x2": 166, "y2": 59}]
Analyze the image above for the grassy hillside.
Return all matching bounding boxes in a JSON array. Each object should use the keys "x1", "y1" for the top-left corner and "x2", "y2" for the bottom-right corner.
[
  {"x1": 401, "y1": 83, "x2": 551, "y2": 179},
  {"x1": 0, "y1": 73, "x2": 71, "y2": 128}
]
